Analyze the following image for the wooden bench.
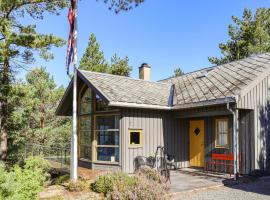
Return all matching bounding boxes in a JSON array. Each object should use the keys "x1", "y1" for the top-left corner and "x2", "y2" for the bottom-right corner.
[{"x1": 205, "y1": 153, "x2": 240, "y2": 176}]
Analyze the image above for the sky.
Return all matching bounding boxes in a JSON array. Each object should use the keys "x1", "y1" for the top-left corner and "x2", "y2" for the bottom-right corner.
[{"x1": 21, "y1": 0, "x2": 270, "y2": 87}]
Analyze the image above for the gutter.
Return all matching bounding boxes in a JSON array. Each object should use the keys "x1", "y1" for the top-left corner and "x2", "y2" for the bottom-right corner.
[
  {"x1": 226, "y1": 101, "x2": 239, "y2": 180},
  {"x1": 108, "y1": 97, "x2": 236, "y2": 111}
]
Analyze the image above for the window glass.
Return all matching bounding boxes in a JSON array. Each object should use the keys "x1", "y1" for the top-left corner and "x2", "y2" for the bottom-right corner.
[
  {"x1": 129, "y1": 130, "x2": 142, "y2": 146},
  {"x1": 216, "y1": 119, "x2": 228, "y2": 147},
  {"x1": 80, "y1": 88, "x2": 92, "y2": 114},
  {"x1": 96, "y1": 115, "x2": 119, "y2": 130},
  {"x1": 79, "y1": 116, "x2": 91, "y2": 159},
  {"x1": 97, "y1": 131, "x2": 119, "y2": 146},
  {"x1": 95, "y1": 115, "x2": 120, "y2": 162},
  {"x1": 96, "y1": 94, "x2": 111, "y2": 111},
  {"x1": 97, "y1": 147, "x2": 119, "y2": 162}
]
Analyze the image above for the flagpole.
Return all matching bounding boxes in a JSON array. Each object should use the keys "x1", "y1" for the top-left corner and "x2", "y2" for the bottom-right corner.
[{"x1": 71, "y1": 0, "x2": 78, "y2": 181}]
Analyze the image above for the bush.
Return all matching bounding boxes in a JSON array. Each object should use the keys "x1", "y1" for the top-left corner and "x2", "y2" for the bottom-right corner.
[
  {"x1": 136, "y1": 166, "x2": 166, "y2": 184},
  {"x1": 53, "y1": 174, "x2": 70, "y2": 185},
  {"x1": 24, "y1": 156, "x2": 51, "y2": 174},
  {"x1": 92, "y1": 167, "x2": 169, "y2": 200},
  {"x1": 91, "y1": 172, "x2": 137, "y2": 195},
  {"x1": 108, "y1": 176, "x2": 169, "y2": 200},
  {"x1": 0, "y1": 156, "x2": 49, "y2": 200},
  {"x1": 66, "y1": 179, "x2": 88, "y2": 192}
]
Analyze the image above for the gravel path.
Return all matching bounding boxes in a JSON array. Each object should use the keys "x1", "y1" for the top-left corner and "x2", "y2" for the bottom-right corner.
[{"x1": 172, "y1": 178, "x2": 270, "y2": 200}]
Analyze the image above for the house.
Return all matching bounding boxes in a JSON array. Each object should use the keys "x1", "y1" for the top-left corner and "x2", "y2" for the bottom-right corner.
[{"x1": 56, "y1": 53, "x2": 270, "y2": 175}]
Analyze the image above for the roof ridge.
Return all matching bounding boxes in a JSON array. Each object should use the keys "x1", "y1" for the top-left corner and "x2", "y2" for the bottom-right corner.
[
  {"x1": 79, "y1": 69, "x2": 172, "y2": 86},
  {"x1": 159, "y1": 52, "x2": 270, "y2": 82}
]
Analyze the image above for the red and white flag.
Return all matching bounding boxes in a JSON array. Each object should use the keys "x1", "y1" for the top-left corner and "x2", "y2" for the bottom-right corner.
[{"x1": 66, "y1": 0, "x2": 77, "y2": 74}]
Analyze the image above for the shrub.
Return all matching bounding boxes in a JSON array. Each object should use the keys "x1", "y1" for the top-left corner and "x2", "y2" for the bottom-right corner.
[
  {"x1": 24, "y1": 156, "x2": 51, "y2": 174},
  {"x1": 0, "y1": 157, "x2": 48, "y2": 200},
  {"x1": 53, "y1": 174, "x2": 70, "y2": 185},
  {"x1": 91, "y1": 172, "x2": 137, "y2": 195},
  {"x1": 135, "y1": 166, "x2": 166, "y2": 184},
  {"x1": 103, "y1": 167, "x2": 169, "y2": 200},
  {"x1": 108, "y1": 176, "x2": 169, "y2": 200},
  {"x1": 66, "y1": 179, "x2": 88, "y2": 192}
]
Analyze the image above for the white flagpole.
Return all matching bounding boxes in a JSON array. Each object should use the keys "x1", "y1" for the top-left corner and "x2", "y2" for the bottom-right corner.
[{"x1": 71, "y1": 0, "x2": 78, "y2": 181}]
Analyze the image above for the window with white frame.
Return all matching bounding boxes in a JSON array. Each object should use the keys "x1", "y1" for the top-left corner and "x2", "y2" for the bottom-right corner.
[{"x1": 215, "y1": 119, "x2": 229, "y2": 148}]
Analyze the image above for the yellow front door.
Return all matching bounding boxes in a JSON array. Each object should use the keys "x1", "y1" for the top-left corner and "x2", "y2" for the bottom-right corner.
[{"x1": 189, "y1": 120, "x2": 205, "y2": 167}]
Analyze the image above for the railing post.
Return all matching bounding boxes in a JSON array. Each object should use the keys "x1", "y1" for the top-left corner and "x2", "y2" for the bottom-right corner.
[{"x1": 61, "y1": 149, "x2": 63, "y2": 170}]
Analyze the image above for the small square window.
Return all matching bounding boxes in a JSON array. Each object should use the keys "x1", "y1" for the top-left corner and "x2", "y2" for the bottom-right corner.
[{"x1": 129, "y1": 129, "x2": 142, "y2": 147}]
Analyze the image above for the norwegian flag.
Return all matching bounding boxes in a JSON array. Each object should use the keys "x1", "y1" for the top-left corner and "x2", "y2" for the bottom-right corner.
[{"x1": 66, "y1": 0, "x2": 77, "y2": 74}]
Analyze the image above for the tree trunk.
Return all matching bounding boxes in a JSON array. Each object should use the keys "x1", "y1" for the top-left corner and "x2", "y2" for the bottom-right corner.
[{"x1": 0, "y1": 58, "x2": 9, "y2": 160}]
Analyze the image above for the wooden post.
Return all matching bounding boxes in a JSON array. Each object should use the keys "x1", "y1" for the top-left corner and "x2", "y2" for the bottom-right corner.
[{"x1": 227, "y1": 102, "x2": 239, "y2": 180}]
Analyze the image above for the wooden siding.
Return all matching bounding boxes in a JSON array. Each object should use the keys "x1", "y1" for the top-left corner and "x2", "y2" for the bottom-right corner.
[
  {"x1": 239, "y1": 109, "x2": 255, "y2": 174},
  {"x1": 120, "y1": 108, "x2": 255, "y2": 174},
  {"x1": 121, "y1": 109, "x2": 165, "y2": 173},
  {"x1": 237, "y1": 74, "x2": 270, "y2": 171}
]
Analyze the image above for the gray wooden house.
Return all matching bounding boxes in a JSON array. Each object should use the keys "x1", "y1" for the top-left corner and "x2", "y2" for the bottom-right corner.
[{"x1": 56, "y1": 53, "x2": 270, "y2": 175}]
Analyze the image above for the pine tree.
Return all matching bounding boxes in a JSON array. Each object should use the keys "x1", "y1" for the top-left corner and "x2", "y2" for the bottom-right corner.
[
  {"x1": 209, "y1": 8, "x2": 270, "y2": 65},
  {"x1": 0, "y1": 0, "x2": 67, "y2": 160},
  {"x1": 174, "y1": 67, "x2": 185, "y2": 77},
  {"x1": 110, "y1": 53, "x2": 132, "y2": 76},
  {"x1": 79, "y1": 34, "x2": 109, "y2": 72}
]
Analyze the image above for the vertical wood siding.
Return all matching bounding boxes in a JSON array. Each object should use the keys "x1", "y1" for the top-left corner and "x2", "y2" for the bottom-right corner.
[
  {"x1": 238, "y1": 75, "x2": 270, "y2": 171},
  {"x1": 121, "y1": 109, "x2": 163, "y2": 173},
  {"x1": 239, "y1": 109, "x2": 255, "y2": 174},
  {"x1": 120, "y1": 109, "x2": 190, "y2": 173}
]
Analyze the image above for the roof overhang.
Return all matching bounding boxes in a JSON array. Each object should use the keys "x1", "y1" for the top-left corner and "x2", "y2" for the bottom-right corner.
[{"x1": 56, "y1": 70, "x2": 237, "y2": 116}]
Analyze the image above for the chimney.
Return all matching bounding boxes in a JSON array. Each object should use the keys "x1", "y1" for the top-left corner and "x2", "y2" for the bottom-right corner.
[{"x1": 139, "y1": 63, "x2": 151, "y2": 81}]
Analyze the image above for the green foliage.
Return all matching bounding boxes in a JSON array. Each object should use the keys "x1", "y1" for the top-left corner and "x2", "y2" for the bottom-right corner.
[
  {"x1": 66, "y1": 179, "x2": 88, "y2": 192},
  {"x1": 53, "y1": 174, "x2": 70, "y2": 185},
  {"x1": 173, "y1": 67, "x2": 184, "y2": 77},
  {"x1": 6, "y1": 68, "x2": 71, "y2": 164},
  {"x1": 91, "y1": 172, "x2": 138, "y2": 195},
  {"x1": 0, "y1": 0, "x2": 68, "y2": 160},
  {"x1": 24, "y1": 156, "x2": 51, "y2": 175},
  {"x1": 209, "y1": 8, "x2": 270, "y2": 65},
  {"x1": 101, "y1": 0, "x2": 144, "y2": 14},
  {"x1": 0, "y1": 156, "x2": 50, "y2": 200},
  {"x1": 110, "y1": 53, "x2": 132, "y2": 76},
  {"x1": 79, "y1": 34, "x2": 109, "y2": 72},
  {"x1": 79, "y1": 34, "x2": 132, "y2": 77}
]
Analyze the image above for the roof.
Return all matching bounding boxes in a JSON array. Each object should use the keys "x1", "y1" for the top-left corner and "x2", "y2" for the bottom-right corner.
[
  {"x1": 160, "y1": 52, "x2": 270, "y2": 108},
  {"x1": 56, "y1": 52, "x2": 270, "y2": 115},
  {"x1": 79, "y1": 70, "x2": 172, "y2": 108}
]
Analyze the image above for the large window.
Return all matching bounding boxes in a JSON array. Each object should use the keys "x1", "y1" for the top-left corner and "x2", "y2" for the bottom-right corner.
[
  {"x1": 215, "y1": 119, "x2": 229, "y2": 148},
  {"x1": 79, "y1": 87, "x2": 92, "y2": 160},
  {"x1": 95, "y1": 115, "x2": 120, "y2": 162}
]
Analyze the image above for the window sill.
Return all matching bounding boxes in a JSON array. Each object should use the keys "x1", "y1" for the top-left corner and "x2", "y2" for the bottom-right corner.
[
  {"x1": 79, "y1": 158, "x2": 92, "y2": 162},
  {"x1": 128, "y1": 145, "x2": 143, "y2": 149},
  {"x1": 215, "y1": 146, "x2": 230, "y2": 149},
  {"x1": 93, "y1": 161, "x2": 120, "y2": 165}
]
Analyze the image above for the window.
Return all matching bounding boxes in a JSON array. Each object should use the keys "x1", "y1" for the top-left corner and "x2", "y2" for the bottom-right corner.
[
  {"x1": 215, "y1": 119, "x2": 229, "y2": 148},
  {"x1": 80, "y1": 88, "x2": 92, "y2": 115},
  {"x1": 129, "y1": 129, "x2": 142, "y2": 147},
  {"x1": 95, "y1": 115, "x2": 120, "y2": 162},
  {"x1": 79, "y1": 87, "x2": 92, "y2": 160}
]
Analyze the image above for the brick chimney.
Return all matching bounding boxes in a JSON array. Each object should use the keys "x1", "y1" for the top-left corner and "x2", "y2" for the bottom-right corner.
[{"x1": 139, "y1": 63, "x2": 151, "y2": 81}]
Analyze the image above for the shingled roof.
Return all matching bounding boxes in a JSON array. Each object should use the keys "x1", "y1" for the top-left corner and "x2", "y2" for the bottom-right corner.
[
  {"x1": 160, "y1": 52, "x2": 270, "y2": 108},
  {"x1": 56, "y1": 53, "x2": 270, "y2": 115},
  {"x1": 78, "y1": 70, "x2": 172, "y2": 109}
]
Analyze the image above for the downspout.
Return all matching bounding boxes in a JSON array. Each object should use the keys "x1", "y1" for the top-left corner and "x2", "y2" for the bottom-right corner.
[{"x1": 227, "y1": 101, "x2": 239, "y2": 180}]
